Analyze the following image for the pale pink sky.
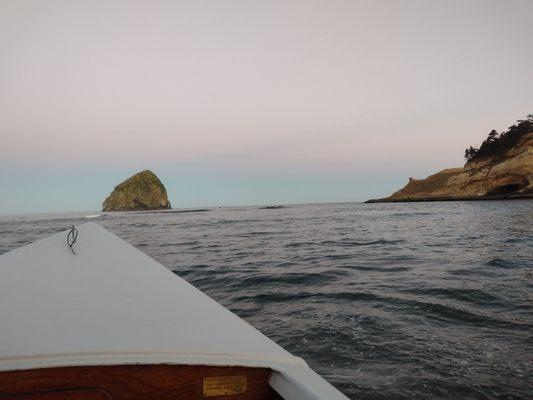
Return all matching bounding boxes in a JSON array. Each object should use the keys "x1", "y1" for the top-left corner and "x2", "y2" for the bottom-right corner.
[{"x1": 1, "y1": 0, "x2": 532, "y2": 212}]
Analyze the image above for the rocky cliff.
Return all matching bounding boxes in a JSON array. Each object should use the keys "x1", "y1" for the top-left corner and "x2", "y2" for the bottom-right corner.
[
  {"x1": 102, "y1": 170, "x2": 171, "y2": 211},
  {"x1": 367, "y1": 131, "x2": 533, "y2": 203}
]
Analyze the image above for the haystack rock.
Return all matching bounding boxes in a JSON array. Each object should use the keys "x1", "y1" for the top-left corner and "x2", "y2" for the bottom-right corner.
[
  {"x1": 102, "y1": 170, "x2": 171, "y2": 211},
  {"x1": 367, "y1": 131, "x2": 533, "y2": 203}
]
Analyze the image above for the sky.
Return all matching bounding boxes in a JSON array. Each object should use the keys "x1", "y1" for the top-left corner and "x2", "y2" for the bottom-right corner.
[{"x1": 1, "y1": 0, "x2": 532, "y2": 214}]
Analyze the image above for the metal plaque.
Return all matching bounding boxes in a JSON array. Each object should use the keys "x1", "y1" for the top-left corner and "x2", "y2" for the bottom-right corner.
[{"x1": 203, "y1": 375, "x2": 247, "y2": 397}]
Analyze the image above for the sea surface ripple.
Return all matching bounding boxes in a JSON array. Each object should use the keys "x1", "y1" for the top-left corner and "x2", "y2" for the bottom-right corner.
[{"x1": 1, "y1": 201, "x2": 532, "y2": 399}]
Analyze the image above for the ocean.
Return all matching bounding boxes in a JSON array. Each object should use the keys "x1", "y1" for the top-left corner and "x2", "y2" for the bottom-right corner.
[{"x1": 1, "y1": 201, "x2": 532, "y2": 399}]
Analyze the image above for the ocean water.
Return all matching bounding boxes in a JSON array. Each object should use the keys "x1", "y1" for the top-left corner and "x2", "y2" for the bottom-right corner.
[{"x1": 1, "y1": 201, "x2": 532, "y2": 400}]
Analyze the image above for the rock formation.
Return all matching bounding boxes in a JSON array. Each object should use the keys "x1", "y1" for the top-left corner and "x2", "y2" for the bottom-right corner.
[
  {"x1": 102, "y1": 170, "x2": 171, "y2": 211},
  {"x1": 367, "y1": 131, "x2": 533, "y2": 203}
]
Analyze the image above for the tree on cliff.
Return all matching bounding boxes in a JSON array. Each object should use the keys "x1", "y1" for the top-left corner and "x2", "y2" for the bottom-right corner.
[
  {"x1": 464, "y1": 115, "x2": 533, "y2": 162},
  {"x1": 464, "y1": 146, "x2": 477, "y2": 160}
]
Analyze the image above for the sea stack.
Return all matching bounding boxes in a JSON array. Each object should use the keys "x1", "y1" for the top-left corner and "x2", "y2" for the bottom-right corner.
[
  {"x1": 367, "y1": 117, "x2": 533, "y2": 203},
  {"x1": 102, "y1": 170, "x2": 171, "y2": 211}
]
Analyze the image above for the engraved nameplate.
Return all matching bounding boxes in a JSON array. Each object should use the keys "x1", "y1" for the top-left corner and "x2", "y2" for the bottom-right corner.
[{"x1": 203, "y1": 375, "x2": 247, "y2": 397}]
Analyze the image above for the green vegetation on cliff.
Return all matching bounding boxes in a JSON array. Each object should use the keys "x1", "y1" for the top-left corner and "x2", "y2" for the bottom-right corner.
[
  {"x1": 465, "y1": 114, "x2": 533, "y2": 162},
  {"x1": 102, "y1": 170, "x2": 171, "y2": 211}
]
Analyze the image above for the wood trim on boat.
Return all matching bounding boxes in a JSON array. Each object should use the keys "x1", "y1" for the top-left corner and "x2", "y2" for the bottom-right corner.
[
  {"x1": 0, "y1": 389, "x2": 112, "y2": 400},
  {"x1": 0, "y1": 364, "x2": 284, "y2": 400}
]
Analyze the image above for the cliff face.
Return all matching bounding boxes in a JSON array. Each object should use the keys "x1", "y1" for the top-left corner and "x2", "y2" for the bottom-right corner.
[
  {"x1": 367, "y1": 131, "x2": 533, "y2": 203},
  {"x1": 102, "y1": 170, "x2": 171, "y2": 211}
]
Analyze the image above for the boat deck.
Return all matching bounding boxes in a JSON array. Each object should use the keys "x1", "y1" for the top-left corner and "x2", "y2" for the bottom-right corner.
[{"x1": 0, "y1": 223, "x2": 349, "y2": 400}]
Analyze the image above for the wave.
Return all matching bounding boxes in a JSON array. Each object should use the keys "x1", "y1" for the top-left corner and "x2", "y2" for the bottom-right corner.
[
  {"x1": 320, "y1": 238, "x2": 405, "y2": 247},
  {"x1": 84, "y1": 214, "x2": 102, "y2": 219}
]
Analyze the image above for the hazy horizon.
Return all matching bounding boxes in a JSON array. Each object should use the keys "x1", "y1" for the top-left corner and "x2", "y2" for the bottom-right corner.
[{"x1": 1, "y1": 0, "x2": 532, "y2": 214}]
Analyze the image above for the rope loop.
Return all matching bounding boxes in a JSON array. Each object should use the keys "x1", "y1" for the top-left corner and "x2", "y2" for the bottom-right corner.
[{"x1": 67, "y1": 225, "x2": 78, "y2": 254}]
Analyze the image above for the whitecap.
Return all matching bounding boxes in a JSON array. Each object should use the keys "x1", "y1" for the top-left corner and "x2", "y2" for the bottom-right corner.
[{"x1": 84, "y1": 214, "x2": 101, "y2": 219}]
